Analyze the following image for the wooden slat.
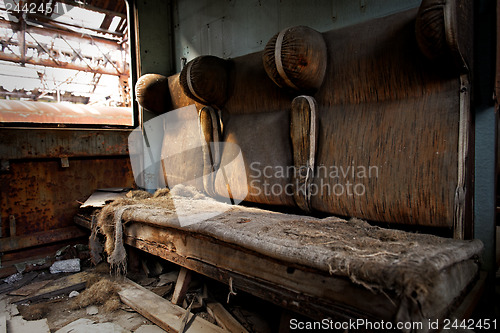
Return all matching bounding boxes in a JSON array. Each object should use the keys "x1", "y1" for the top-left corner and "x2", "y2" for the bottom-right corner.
[
  {"x1": 8, "y1": 280, "x2": 51, "y2": 297},
  {"x1": 206, "y1": 301, "x2": 249, "y2": 333},
  {"x1": 171, "y1": 267, "x2": 191, "y2": 306},
  {"x1": 12, "y1": 272, "x2": 89, "y2": 305},
  {"x1": 118, "y1": 278, "x2": 225, "y2": 333},
  {"x1": 0, "y1": 254, "x2": 55, "y2": 279},
  {"x1": 0, "y1": 272, "x2": 38, "y2": 295}
]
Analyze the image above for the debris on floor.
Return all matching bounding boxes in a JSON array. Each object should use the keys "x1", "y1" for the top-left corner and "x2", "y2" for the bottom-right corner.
[
  {"x1": 86, "y1": 305, "x2": 99, "y2": 315},
  {"x1": 49, "y1": 258, "x2": 81, "y2": 274},
  {"x1": 3, "y1": 273, "x2": 23, "y2": 285},
  {"x1": 0, "y1": 249, "x2": 279, "y2": 333},
  {"x1": 69, "y1": 276, "x2": 120, "y2": 312}
]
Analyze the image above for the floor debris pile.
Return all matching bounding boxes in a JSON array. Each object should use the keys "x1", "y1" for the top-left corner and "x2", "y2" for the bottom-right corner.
[{"x1": 0, "y1": 245, "x2": 279, "y2": 333}]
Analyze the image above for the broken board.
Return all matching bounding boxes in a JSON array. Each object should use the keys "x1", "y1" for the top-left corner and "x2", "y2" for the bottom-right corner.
[
  {"x1": 206, "y1": 301, "x2": 248, "y2": 333},
  {"x1": 12, "y1": 271, "x2": 89, "y2": 305},
  {"x1": 118, "y1": 278, "x2": 225, "y2": 333}
]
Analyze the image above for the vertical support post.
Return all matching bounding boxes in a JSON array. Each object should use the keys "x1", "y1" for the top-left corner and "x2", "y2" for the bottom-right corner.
[
  {"x1": 132, "y1": 0, "x2": 174, "y2": 124},
  {"x1": 125, "y1": 0, "x2": 141, "y2": 127},
  {"x1": 127, "y1": 0, "x2": 175, "y2": 192},
  {"x1": 475, "y1": 106, "x2": 497, "y2": 273}
]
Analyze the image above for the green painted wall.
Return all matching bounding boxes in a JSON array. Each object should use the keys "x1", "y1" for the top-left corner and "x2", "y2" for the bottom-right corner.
[
  {"x1": 133, "y1": 0, "x2": 423, "y2": 73},
  {"x1": 172, "y1": 0, "x2": 422, "y2": 72}
]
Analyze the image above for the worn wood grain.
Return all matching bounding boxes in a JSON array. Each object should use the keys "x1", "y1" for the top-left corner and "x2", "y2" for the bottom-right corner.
[
  {"x1": 76, "y1": 203, "x2": 481, "y2": 323},
  {"x1": 171, "y1": 267, "x2": 191, "y2": 306},
  {"x1": 290, "y1": 95, "x2": 318, "y2": 212},
  {"x1": 0, "y1": 226, "x2": 88, "y2": 252},
  {"x1": 118, "y1": 278, "x2": 225, "y2": 333},
  {"x1": 311, "y1": 9, "x2": 462, "y2": 227},
  {"x1": 8, "y1": 280, "x2": 51, "y2": 297},
  {"x1": 206, "y1": 301, "x2": 249, "y2": 333},
  {"x1": 12, "y1": 271, "x2": 89, "y2": 305}
]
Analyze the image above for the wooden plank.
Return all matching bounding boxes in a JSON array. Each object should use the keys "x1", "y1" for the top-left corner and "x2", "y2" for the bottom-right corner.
[
  {"x1": 8, "y1": 280, "x2": 51, "y2": 297},
  {"x1": 0, "y1": 256, "x2": 54, "y2": 280},
  {"x1": 178, "y1": 298, "x2": 194, "y2": 333},
  {"x1": 206, "y1": 301, "x2": 249, "y2": 333},
  {"x1": 118, "y1": 278, "x2": 225, "y2": 333},
  {"x1": 0, "y1": 266, "x2": 17, "y2": 281},
  {"x1": 0, "y1": 242, "x2": 69, "y2": 263},
  {"x1": 171, "y1": 267, "x2": 191, "y2": 306},
  {"x1": 0, "y1": 271, "x2": 38, "y2": 294},
  {"x1": 12, "y1": 271, "x2": 89, "y2": 305}
]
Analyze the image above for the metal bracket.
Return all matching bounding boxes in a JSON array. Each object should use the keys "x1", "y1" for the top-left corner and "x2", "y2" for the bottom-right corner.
[
  {"x1": 60, "y1": 156, "x2": 69, "y2": 168},
  {"x1": 9, "y1": 215, "x2": 16, "y2": 237},
  {"x1": 360, "y1": 0, "x2": 366, "y2": 13},
  {"x1": 1, "y1": 159, "x2": 10, "y2": 172}
]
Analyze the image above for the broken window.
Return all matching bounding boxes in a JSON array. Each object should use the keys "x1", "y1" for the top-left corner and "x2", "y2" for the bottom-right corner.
[{"x1": 0, "y1": 0, "x2": 134, "y2": 127}]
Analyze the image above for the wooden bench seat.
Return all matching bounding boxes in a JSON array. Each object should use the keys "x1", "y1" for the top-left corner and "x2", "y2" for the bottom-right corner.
[{"x1": 75, "y1": 191, "x2": 483, "y2": 330}]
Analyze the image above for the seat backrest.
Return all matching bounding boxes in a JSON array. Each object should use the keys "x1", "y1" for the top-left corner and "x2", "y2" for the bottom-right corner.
[{"x1": 137, "y1": 2, "x2": 473, "y2": 231}]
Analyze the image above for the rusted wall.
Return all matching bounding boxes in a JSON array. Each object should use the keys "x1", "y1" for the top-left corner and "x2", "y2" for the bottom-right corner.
[
  {"x1": 0, "y1": 128, "x2": 135, "y2": 246},
  {"x1": 0, "y1": 158, "x2": 134, "y2": 237},
  {"x1": 0, "y1": 129, "x2": 130, "y2": 160}
]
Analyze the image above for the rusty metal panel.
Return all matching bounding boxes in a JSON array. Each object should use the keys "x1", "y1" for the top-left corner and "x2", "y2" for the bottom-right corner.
[
  {"x1": 0, "y1": 157, "x2": 134, "y2": 238},
  {"x1": 0, "y1": 226, "x2": 87, "y2": 252},
  {"x1": 0, "y1": 128, "x2": 131, "y2": 160}
]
